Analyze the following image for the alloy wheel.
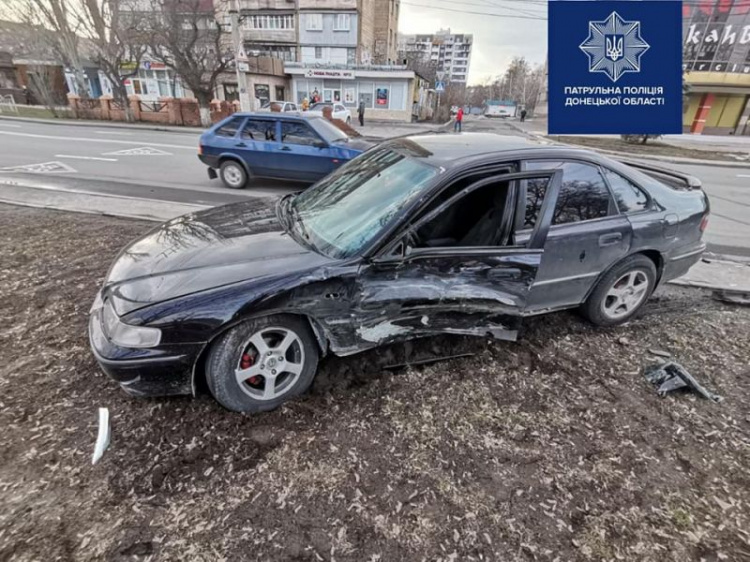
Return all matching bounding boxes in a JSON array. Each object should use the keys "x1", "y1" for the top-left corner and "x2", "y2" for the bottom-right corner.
[
  {"x1": 234, "y1": 327, "x2": 305, "y2": 401},
  {"x1": 223, "y1": 164, "x2": 244, "y2": 187},
  {"x1": 601, "y1": 270, "x2": 649, "y2": 320}
]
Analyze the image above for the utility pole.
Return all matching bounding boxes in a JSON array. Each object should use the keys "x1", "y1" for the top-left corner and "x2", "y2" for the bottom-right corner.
[{"x1": 229, "y1": 0, "x2": 252, "y2": 111}]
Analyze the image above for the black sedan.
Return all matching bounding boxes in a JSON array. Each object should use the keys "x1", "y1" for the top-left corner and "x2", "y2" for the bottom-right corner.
[{"x1": 89, "y1": 133, "x2": 709, "y2": 412}]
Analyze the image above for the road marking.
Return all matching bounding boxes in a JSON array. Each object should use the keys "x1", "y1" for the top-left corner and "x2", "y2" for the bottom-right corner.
[
  {"x1": 95, "y1": 131, "x2": 133, "y2": 135},
  {"x1": 0, "y1": 123, "x2": 22, "y2": 128},
  {"x1": 103, "y1": 146, "x2": 173, "y2": 156},
  {"x1": 738, "y1": 174, "x2": 750, "y2": 178},
  {"x1": 0, "y1": 161, "x2": 77, "y2": 174},
  {"x1": 0, "y1": 130, "x2": 195, "y2": 150},
  {"x1": 56, "y1": 154, "x2": 119, "y2": 162}
]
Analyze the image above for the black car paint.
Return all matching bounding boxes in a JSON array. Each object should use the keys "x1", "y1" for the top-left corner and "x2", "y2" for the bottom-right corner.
[{"x1": 89, "y1": 134, "x2": 708, "y2": 397}]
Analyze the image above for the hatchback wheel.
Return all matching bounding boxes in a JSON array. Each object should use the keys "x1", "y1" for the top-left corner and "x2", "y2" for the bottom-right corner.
[
  {"x1": 219, "y1": 160, "x2": 248, "y2": 189},
  {"x1": 581, "y1": 254, "x2": 657, "y2": 326},
  {"x1": 206, "y1": 315, "x2": 319, "y2": 413}
]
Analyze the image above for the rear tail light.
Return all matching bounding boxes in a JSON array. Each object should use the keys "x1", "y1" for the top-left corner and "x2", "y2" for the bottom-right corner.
[
  {"x1": 198, "y1": 145, "x2": 203, "y2": 156},
  {"x1": 700, "y1": 213, "x2": 709, "y2": 232}
]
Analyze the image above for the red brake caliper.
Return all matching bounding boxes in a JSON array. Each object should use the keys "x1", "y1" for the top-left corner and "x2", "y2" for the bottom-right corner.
[{"x1": 240, "y1": 352, "x2": 260, "y2": 385}]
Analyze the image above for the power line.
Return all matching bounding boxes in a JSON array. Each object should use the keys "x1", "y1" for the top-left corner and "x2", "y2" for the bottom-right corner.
[{"x1": 401, "y1": 1, "x2": 547, "y2": 20}]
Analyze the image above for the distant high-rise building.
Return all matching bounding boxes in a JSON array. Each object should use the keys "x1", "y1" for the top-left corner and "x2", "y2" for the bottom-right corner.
[{"x1": 398, "y1": 28, "x2": 473, "y2": 84}]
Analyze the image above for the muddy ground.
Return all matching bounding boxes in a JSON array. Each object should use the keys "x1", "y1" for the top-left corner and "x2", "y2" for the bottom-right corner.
[
  {"x1": 1, "y1": 203, "x2": 749, "y2": 562},
  {"x1": 551, "y1": 136, "x2": 749, "y2": 162}
]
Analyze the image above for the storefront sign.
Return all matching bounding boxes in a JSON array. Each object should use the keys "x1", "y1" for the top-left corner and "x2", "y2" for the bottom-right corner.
[
  {"x1": 549, "y1": 1, "x2": 682, "y2": 134},
  {"x1": 304, "y1": 69, "x2": 355, "y2": 80},
  {"x1": 683, "y1": 0, "x2": 750, "y2": 74}
]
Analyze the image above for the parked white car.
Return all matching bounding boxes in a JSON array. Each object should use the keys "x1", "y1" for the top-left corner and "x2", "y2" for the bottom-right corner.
[
  {"x1": 258, "y1": 101, "x2": 299, "y2": 113},
  {"x1": 306, "y1": 102, "x2": 352, "y2": 124}
]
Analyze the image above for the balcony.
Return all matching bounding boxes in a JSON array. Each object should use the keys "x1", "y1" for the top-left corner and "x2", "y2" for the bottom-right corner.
[{"x1": 285, "y1": 61, "x2": 408, "y2": 70}]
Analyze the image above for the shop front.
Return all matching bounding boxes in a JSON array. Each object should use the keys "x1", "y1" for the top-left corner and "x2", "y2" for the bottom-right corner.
[
  {"x1": 682, "y1": 0, "x2": 750, "y2": 135},
  {"x1": 285, "y1": 65, "x2": 416, "y2": 122}
]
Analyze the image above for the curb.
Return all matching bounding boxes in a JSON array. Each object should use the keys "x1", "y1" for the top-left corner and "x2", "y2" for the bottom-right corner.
[
  {"x1": 0, "y1": 114, "x2": 205, "y2": 135},
  {"x1": 504, "y1": 121, "x2": 750, "y2": 169}
]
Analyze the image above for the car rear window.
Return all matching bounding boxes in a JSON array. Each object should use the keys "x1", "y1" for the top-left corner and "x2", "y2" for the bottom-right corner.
[{"x1": 214, "y1": 117, "x2": 244, "y2": 138}]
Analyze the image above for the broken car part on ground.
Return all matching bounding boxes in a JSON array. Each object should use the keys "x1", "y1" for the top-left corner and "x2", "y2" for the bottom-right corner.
[{"x1": 89, "y1": 133, "x2": 709, "y2": 412}]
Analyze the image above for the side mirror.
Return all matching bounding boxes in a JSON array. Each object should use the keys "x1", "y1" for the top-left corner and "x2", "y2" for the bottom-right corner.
[
  {"x1": 370, "y1": 239, "x2": 408, "y2": 266},
  {"x1": 313, "y1": 140, "x2": 328, "y2": 149}
]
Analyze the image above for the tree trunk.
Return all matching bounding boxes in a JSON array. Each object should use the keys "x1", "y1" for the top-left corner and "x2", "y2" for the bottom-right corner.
[
  {"x1": 641, "y1": 135, "x2": 649, "y2": 144},
  {"x1": 113, "y1": 84, "x2": 134, "y2": 123},
  {"x1": 195, "y1": 92, "x2": 212, "y2": 127}
]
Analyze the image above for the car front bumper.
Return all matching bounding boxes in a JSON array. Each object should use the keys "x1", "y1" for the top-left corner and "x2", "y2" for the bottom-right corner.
[{"x1": 88, "y1": 306, "x2": 201, "y2": 397}]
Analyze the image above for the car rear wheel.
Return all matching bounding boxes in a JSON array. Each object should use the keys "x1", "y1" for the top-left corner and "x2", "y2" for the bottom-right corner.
[
  {"x1": 206, "y1": 315, "x2": 319, "y2": 413},
  {"x1": 219, "y1": 160, "x2": 248, "y2": 189},
  {"x1": 580, "y1": 254, "x2": 657, "y2": 327}
]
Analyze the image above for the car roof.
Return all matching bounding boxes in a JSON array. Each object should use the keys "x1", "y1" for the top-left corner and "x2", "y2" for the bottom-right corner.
[
  {"x1": 386, "y1": 132, "x2": 574, "y2": 167},
  {"x1": 228, "y1": 112, "x2": 322, "y2": 123}
]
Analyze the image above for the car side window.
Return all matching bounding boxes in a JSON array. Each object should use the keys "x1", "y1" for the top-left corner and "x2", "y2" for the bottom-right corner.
[
  {"x1": 525, "y1": 160, "x2": 615, "y2": 225},
  {"x1": 286, "y1": 104, "x2": 297, "y2": 112},
  {"x1": 215, "y1": 116, "x2": 244, "y2": 138},
  {"x1": 602, "y1": 168, "x2": 649, "y2": 213},
  {"x1": 240, "y1": 119, "x2": 276, "y2": 141},
  {"x1": 413, "y1": 178, "x2": 514, "y2": 248},
  {"x1": 281, "y1": 122, "x2": 320, "y2": 146}
]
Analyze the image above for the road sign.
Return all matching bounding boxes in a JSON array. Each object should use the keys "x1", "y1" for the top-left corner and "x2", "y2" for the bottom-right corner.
[
  {"x1": 436, "y1": 71, "x2": 446, "y2": 81},
  {"x1": 435, "y1": 81, "x2": 445, "y2": 93}
]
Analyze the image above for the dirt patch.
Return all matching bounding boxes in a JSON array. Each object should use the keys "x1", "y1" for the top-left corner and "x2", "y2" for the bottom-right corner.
[
  {"x1": 552, "y1": 135, "x2": 750, "y2": 162},
  {"x1": 1, "y1": 203, "x2": 750, "y2": 561}
]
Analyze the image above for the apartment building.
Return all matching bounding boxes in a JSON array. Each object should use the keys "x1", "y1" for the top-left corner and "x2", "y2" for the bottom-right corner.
[
  {"x1": 298, "y1": 0, "x2": 397, "y2": 65},
  {"x1": 398, "y1": 28, "x2": 473, "y2": 84}
]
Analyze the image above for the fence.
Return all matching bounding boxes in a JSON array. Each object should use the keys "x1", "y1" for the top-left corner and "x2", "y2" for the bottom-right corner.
[
  {"x1": 67, "y1": 94, "x2": 240, "y2": 127},
  {"x1": 0, "y1": 94, "x2": 19, "y2": 114}
]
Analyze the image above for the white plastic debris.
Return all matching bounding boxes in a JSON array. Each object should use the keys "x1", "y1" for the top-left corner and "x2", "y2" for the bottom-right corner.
[{"x1": 92, "y1": 407, "x2": 111, "y2": 465}]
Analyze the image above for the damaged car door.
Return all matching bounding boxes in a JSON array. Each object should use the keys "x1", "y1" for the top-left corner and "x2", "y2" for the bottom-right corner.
[{"x1": 353, "y1": 170, "x2": 562, "y2": 348}]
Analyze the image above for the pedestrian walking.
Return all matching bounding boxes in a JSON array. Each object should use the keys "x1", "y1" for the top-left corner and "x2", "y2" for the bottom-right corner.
[
  {"x1": 358, "y1": 98, "x2": 365, "y2": 126},
  {"x1": 520, "y1": 108, "x2": 527, "y2": 122},
  {"x1": 454, "y1": 107, "x2": 464, "y2": 132}
]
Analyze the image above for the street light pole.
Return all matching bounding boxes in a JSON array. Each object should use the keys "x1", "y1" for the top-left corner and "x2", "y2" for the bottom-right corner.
[{"x1": 229, "y1": 0, "x2": 252, "y2": 111}]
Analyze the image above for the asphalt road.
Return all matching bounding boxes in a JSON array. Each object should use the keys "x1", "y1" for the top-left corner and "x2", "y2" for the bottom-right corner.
[{"x1": 0, "y1": 117, "x2": 748, "y2": 257}]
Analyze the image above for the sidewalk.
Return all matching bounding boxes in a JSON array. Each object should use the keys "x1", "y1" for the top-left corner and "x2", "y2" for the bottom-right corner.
[
  {"x1": 0, "y1": 113, "x2": 446, "y2": 140},
  {"x1": 506, "y1": 118, "x2": 750, "y2": 168}
]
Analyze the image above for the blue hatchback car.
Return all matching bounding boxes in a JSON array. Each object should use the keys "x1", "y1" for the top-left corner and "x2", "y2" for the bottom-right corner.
[{"x1": 199, "y1": 112, "x2": 372, "y2": 188}]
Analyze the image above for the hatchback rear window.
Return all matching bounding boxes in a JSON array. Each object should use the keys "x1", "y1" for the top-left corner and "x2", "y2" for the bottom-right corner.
[{"x1": 215, "y1": 117, "x2": 244, "y2": 137}]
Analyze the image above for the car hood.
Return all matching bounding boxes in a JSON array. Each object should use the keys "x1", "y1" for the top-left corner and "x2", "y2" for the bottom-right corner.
[{"x1": 104, "y1": 198, "x2": 337, "y2": 315}]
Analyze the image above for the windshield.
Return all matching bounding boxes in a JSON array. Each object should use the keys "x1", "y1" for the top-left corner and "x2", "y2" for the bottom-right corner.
[
  {"x1": 310, "y1": 102, "x2": 332, "y2": 110},
  {"x1": 308, "y1": 117, "x2": 349, "y2": 143},
  {"x1": 291, "y1": 147, "x2": 439, "y2": 259}
]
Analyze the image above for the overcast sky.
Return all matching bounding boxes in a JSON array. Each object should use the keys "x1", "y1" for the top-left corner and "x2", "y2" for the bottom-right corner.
[{"x1": 399, "y1": 1, "x2": 548, "y2": 85}]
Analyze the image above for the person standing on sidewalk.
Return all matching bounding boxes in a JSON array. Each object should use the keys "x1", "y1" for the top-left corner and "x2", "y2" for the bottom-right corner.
[
  {"x1": 520, "y1": 108, "x2": 527, "y2": 122},
  {"x1": 358, "y1": 98, "x2": 365, "y2": 126},
  {"x1": 454, "y1": 107, "x2": 464, "y2": 132}
]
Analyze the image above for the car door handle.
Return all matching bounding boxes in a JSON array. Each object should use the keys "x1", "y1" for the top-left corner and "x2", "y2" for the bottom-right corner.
[
  {"x1": 235, "y1": 142, "x2": 247, "y2": 148},
  {"x1": 599, "y1": 233, "x2": 623, "y2": 247},
  {"x1": 280, "y1": 146, "x2": 292, "y2": 151},
  {"x1": 488, "y1": 268, "x2": 522, "y2": 280}
]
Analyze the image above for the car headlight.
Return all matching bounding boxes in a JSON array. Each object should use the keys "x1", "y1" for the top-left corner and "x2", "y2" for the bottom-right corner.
[{"x1": 101, "y1": 300, "x2": 162, "y2": 348}]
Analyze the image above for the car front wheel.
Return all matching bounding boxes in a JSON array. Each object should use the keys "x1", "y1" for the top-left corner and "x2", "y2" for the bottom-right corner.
[
  {"x1": 206, "y1": 315, "x2": 319, "y2": 413},
  {"x1": 219, "y1": 160, "x2": 248, "y2": 189},
  {"x1": 581, "y1": 254, "x2": 657, "y2": 327}
]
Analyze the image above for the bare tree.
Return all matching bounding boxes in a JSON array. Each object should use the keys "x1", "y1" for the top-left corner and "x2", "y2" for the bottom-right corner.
[
  {"x1": 26, "y1": 64, "x2": 67, "y2": 114},
  {"x1": 10, "y1": 0, "x2": 90, "y2": 98},
  {"x1": 77, "y1": 0, "x2": 148, "y2": 120},
  {"x1": 399, "y1": 47, "x2": 437, "y2": 83},
  {"x1": 148, "y1": 0, "x2": 230, "y2": 125}
]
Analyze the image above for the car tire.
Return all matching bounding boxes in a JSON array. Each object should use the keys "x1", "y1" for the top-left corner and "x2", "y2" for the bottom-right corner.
[
  {"x1": 219, "y1": 160, "x2": 249, "y2": 189},
  {"x1": 206, "y1": 315, "x2": 319, "y2": 413},
  {"x1": 580, "y1": 254, "x2": 657, "y2": 327}
]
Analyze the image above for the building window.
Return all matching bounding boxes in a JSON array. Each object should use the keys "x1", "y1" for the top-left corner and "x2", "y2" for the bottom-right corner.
[
  {"x1": 347, "y1": 48, "x2": 355, "y2": 65},
  {"x1": 315, "y1": 46, "x2": 323, "y2": 59},
  {"x1": 244, "y1": 44, "x2": 297, "y2": 61},
  {"x1": 243, "y1": 14, "x2": 295, "y2": 30},
  {"x1": 276, "y1": 86, "x2": 285, "y2": 100},
  {"x1": 306, "y1": 13, "x2": 323, "y2": 31},
  {"x1": 333, "y1": 13, "x2": 350, "y2": 31}
]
